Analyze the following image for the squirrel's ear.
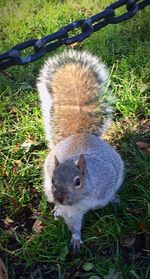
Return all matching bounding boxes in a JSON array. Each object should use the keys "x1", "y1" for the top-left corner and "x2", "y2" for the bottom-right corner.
[
  {"x1": 76, "y1": 155, "x2": 86, "y2": 175},
  {"x1": 54, "y1": 155, "x2": 59, "y2": 168}
]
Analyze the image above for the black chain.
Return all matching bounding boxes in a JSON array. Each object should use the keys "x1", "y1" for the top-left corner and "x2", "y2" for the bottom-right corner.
[{"x1": 0, "y1": 0, "x2": 149, "y2": 70}]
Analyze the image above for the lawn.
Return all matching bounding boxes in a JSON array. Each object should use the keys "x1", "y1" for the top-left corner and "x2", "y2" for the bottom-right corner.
[{"x1": 0, "y1": 0, "x2": 150, "y2": 278}]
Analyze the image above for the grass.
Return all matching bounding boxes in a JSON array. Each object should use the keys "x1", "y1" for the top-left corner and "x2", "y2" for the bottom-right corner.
[{"x1": 0, "y1": 0, "x2": 150, "y2": 278}]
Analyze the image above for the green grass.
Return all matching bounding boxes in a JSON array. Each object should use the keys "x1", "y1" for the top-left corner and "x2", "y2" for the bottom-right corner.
[{"x1": 0, "y1": 0, "x2": 150, "y2": 278}]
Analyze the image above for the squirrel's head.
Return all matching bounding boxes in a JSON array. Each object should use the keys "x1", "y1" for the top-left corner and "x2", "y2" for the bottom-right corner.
[{"x1": 52, "y1": 154, "x2": 86, "y2": 206}]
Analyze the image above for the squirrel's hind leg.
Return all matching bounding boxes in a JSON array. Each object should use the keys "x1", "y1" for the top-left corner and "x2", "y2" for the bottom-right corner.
[{"x1": 110, "y1": 195, "x2": 121, "y2": 206}]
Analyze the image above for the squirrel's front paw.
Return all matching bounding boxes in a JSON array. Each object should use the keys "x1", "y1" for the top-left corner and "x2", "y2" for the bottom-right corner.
[
  {"x1": 54, "y1": 209, "x2": 62, "y2": 220},
  {"x1": 51, "y1": 207, "x2": 61, "y2": 220},
  {"x1": 70, "y1": 235, "x2": 83, "y2": 252}
]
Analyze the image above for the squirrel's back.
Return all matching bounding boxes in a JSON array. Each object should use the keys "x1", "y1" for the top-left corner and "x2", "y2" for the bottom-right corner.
[{"x1": 37, "y1": 50, "x2": 113, "y2": 147}]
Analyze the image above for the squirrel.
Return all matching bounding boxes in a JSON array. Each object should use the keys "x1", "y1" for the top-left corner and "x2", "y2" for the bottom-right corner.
[{"x1": 37, "y1": 50, "x2": 124, "y2": 251}]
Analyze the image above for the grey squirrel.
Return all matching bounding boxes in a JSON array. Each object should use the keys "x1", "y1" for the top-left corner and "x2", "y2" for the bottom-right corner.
[{"x1": 37, "y1": 50, "x2": 124, "y2": 251}]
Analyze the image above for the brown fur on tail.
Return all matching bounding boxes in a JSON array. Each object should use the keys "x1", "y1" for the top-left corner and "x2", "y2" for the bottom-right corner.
[
  {"x1": 37, "y1": 50, "x2": 111, "y2": 147},
  {"x1": 51, "y1": 63, "x2": 103, "y2": 144}
]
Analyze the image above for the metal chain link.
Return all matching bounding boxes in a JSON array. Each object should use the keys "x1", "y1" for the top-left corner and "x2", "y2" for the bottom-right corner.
[{"x1": 0, "y1": 0, "x2": 149, "y2": 70}]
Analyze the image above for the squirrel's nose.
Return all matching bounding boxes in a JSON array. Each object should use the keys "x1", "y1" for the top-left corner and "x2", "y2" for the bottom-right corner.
[{"x1": 54, "y1": 191, "x2": 66, "y2": 204}]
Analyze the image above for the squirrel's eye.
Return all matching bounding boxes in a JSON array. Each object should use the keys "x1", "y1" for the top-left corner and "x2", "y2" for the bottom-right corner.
[{"x1": 74, "y1": 176, "x2": 81, "y2": 188}]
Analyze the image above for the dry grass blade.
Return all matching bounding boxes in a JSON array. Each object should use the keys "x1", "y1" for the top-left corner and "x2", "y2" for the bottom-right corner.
[
  {"x1": 32, "y1": 220, "x2": 43, "y2": 234},
  {"x1": 0, "y1": 258, "x2": 9, "y2": 279}
]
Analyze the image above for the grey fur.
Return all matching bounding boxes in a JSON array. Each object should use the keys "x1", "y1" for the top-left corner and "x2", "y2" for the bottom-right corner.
[
  {"x1": 37, "y1": 50, "x2": 124, "y2": 251},
  {"x1": 44, "y1": 134, "x2": 124, "y2": 250}
]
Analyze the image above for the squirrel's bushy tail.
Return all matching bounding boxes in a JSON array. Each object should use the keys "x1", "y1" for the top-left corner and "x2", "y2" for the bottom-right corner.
[{"x1": 37, "y1": 50, "x2": 113, "y2": 147}]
